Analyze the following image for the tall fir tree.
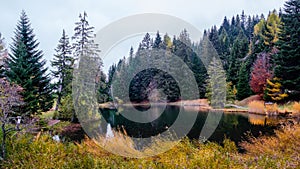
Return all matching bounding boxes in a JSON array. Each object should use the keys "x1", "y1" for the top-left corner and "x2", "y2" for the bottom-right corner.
[
  {"x1": 72, "y1": 12, "x2": 103, "y2": 121},
  {"x1": 227, "y1": 30, "x2": 248, "y2": 85},
  {"x1": 236, "y1": 61, "x2": 251, "y2": 100},
  {"x1": 274, "y1": 0, "x2": 300, "y2": 100},
  {"x1": 218, "y1": 28, "x2": 230, "y2": 71},
  {"x1": 205, "y1": 56, "x2": 226, "y2": 108},
  {"x1": 73, "y1": 12, "x2": 101, "y2": 58},
  {"x1": 5, "y1": 11, "x2": 53, "y2": 115},
  {"x1": 51, "y1": 30, "x2": 74, "y2": 111},
  {"x1": 153, "y1": 31, "x2": 162, "y2": 49}
]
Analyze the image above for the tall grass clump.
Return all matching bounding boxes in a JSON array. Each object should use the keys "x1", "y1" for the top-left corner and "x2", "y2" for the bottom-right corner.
[
  {"x1": 248, "y1": 101, "x2": 265, "y2": 114},
  {"x1": 292, "y1": 102, "x2": 300, "y2": 115},
  {"x1": 265, "y1": 103, "x2": 278, "y2": 114}
]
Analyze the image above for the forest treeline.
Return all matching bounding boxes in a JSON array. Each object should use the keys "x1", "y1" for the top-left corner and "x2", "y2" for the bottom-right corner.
[
  {"x1": 0, "y1": 0, "x2": 299, "y2": 120},
  {"x1": 109, "y1": 0, "x2": 299, "y2": 105}
]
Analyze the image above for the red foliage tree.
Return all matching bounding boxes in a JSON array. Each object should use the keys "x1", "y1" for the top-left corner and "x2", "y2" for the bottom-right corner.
[{"x1": 250, "y1": 52, "x2": 273, "y2": 96}]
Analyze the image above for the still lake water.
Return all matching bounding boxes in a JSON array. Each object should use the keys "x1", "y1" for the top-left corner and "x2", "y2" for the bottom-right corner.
[{"x1": 100, "y1": 105, "x2": 281, "y2": 146}]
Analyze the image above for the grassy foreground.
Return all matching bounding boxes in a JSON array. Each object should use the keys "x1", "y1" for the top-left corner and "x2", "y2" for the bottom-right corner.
[{"x1": 1, "y1": 124, "x2": 300, "y2": 169}]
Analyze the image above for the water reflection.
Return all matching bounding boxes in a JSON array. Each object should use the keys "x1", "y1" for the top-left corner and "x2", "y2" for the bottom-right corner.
[{"x1": 100, "y1": 105, "x2": 280, "y2": 145}]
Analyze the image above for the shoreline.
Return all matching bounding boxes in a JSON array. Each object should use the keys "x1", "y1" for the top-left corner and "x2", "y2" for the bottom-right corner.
[{"x1": 99, "y1": 100, "x2": 296, "y2": 118}]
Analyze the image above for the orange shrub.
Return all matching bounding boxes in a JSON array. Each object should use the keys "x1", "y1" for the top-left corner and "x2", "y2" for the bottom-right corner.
[{"x1": 248, "y1": 101, "x2": 265, "y2": 114}]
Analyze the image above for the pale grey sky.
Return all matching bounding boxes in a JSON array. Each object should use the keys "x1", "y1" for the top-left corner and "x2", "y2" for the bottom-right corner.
[{"x1": 0, "y1": 0, "x2": 286, "y2": 73}]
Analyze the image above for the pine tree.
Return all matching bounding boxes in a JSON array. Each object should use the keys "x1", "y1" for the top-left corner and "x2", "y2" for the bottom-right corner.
[
  {"x1": 245, "y1": 16, "x2": 253, "y2": 38},
  {"x1": 221, "y1": 17, "x2": 230, "y2": 32},
  {"x1": 236, "y1": 62, "x2": 251, "y2": 100},
  {"x1": 153, "y1": 31, "x2": 162, "y2": 49},
  {"x1": 140, "y1": 33, "x2": 151, "y2": 50},
  {"x1": 73, "y1": 12, "x2": 100, "y2": 58},
  {"x1": 72, "y1": 12, "x2": 103, "y2": 121},
  {"x1": 218, "y1": 28, "x2": 230, "y2": 71},
  {"x1": 51, "y1": 30, "x2": 74, "y2": 111},
  {"x1": 205, "y1": 56, "x2": 226, "y2": 108},
  {"x1": 5, "y1": 11, "x2": 53, "y2": 115},
  {"x1": 227, "y1": 30, "x2": 248, "y2": 85},
  {"x1": 209, "y1": 25, "x2": 221, "y2": 54},
  {"x1": 241, "y1": 10, "x2": 246, "y2": 31},
  {"x1": 274, "y1": 0, "x2": 300, "y2": 100}
]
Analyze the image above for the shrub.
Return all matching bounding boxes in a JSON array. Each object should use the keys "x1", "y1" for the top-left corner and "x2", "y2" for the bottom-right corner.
[
  {"x1": 58, "y1": 94, "x2": 74, "y2": 120},
  {"x1": 52, "y1": 111, "x2": 59, "y2": 119}
]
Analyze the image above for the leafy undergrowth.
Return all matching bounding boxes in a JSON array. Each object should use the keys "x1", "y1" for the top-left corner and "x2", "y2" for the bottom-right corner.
[{"x1": 1, "y1": 125, "x2": 300, "y2": 169}]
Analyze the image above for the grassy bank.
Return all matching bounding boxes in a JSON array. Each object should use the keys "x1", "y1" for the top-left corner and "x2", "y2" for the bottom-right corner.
[
  {"x1": 1, "y1": 124, "x2": 300, "y2": 168},
  {"x1": 247, "y1": 100, "x2": 300, "y2": 117}
]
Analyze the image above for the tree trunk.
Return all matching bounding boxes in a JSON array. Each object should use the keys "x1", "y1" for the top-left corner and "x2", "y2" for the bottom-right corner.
[{"x1": 55, "y1": 83, "x2": 63, "y2": 111}]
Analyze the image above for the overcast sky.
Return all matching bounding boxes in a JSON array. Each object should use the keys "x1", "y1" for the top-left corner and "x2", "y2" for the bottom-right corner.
[{"x1": 0, "y1": 0, "x2": 286, "y2": 73}]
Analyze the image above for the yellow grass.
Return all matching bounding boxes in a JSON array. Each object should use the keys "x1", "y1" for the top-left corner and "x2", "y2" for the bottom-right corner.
[
  {"x1": 240, "y1": 125, "x2": 300, "y2": 168},
  {"x1": 248, "y1": 101, "x2": 265, "y2": 114},
  {"x1": 265, "y1": 103, "x2": 278, "y2": 113},
  {"x1": 292, "y1": 102, "x2": 300, "y2": 115},
  {"x1": 292, "y1": 102, "x2": 300, "y2": 113},
  {"x1": 89, "y1": 130, "x2": 178, "y2": 158}
]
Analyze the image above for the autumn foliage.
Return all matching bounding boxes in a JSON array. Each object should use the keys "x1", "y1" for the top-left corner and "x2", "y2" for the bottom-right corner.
[{"x1": 250, "y1": 53, "x2": 272, "y2": 96}]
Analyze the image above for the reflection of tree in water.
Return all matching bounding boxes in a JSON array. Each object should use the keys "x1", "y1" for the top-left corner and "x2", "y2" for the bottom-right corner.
[
  {"x1": 101, "y1": 106, "x2": 179, "y2": 138},
  {"x1": 100, "y1": 107, "x2": 279, "y2": 149}
]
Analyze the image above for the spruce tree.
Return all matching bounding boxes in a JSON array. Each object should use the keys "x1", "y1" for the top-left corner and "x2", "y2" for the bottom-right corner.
[
  {"x1": 153, "y1": 31, "x2": 162, "y2": 49},
  {"x1": 72, "y1": 12, "x2": 103, "y2": 121},
  {"x1": 221, "y1": 17, "x2": 230, "y2": 32},
  {"x1": 236, "y1": 62, "x2": 251, "y2": 100},
  {"x1": 227, "y1": 30, "x2": 248, "y2": 85},
  {"x1": 274, "y1": 0, "x2": 300, "y2": 100},
  {"x1": 208, "y1": 25, "x2": 221, "y2": 54},
  {"x1": 51, "y1": 30, "x2": 74, "y2": 111},
  {"x1": 5, "y1": 11, "x2": 53, "y2": 115},
  {"x1": 218, "y1": 28, "x2": 230, "y2": 71},
  {"x1": 205, "y1": 56, "x2": 226, "y2": 108}
]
